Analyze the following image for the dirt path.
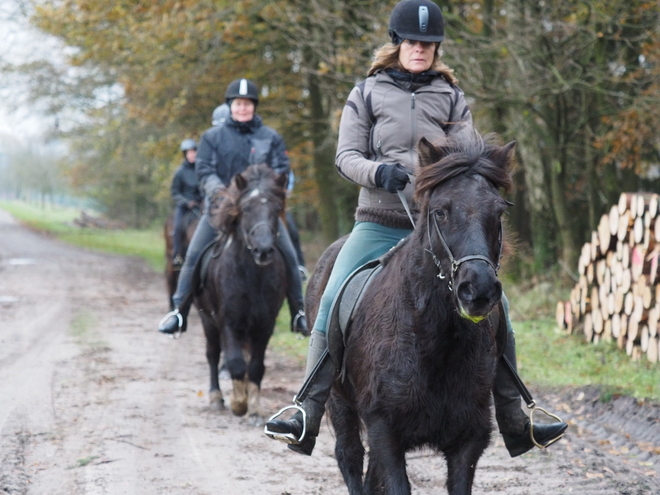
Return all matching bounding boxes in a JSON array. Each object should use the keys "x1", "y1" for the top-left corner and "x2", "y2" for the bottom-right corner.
[{"x1": 0, "y1": 208, "x2": 658, "y2": 494}]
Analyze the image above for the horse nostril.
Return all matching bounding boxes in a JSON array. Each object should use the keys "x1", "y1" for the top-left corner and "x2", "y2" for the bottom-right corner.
[
  {"x1": 493, "y1": 280, "x2": 503, "y2": 299},
  {"x1": 254, "y1": 246, "x2": 274, "y2": 265},
  {"x1": 457, "y1": 281, "x2": 475, "y2": 303}
]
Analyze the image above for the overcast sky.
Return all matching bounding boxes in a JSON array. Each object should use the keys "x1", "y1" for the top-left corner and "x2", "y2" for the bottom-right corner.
[{"x1": 0, "y1": 0, "x2": 63, "y2": 146}]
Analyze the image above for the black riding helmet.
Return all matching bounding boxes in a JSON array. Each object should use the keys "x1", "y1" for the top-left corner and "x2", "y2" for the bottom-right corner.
[
  {"x1": 225, "y1": 78, "x2": 259, "y2": 106},
  {"x1": 388, "y1": 0, "x2": 444, "y2": 45}
]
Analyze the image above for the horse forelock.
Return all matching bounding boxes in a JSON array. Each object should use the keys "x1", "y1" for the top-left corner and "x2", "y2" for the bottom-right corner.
[
  {"x1": 214, "y1": 164, "x2": 286, "y2": 233},
  {"x1": 414, "y1": 134, "x2": 512, "y2": 206}
]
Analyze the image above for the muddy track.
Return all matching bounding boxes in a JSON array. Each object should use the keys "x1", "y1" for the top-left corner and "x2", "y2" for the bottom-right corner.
[{"x1": 0, "y1": 208, "x2": 658, "y2": 494}]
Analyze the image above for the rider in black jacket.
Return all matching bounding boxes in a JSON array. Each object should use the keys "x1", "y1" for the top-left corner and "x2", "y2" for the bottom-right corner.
[
  {"x1": 158, "y1": 78, "x2": 307, "y2": 336},
  {"x1": 170, "y1": 139, "x2": 202, "y2": 266}
]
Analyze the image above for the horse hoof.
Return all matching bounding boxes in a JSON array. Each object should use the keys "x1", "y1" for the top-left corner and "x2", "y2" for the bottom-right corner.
[
  {"x1": 231, "y1": 400, "x2": 248, "y2": 416},
  {"x1": 248, "y1": 413, "x2": 264, "y2": 427},
  {"x1": 209, "y1": 390, "x2": 225, "y2": 411}
]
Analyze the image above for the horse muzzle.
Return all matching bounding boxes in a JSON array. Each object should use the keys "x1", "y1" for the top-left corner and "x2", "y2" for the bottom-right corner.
[
  {"x1": 455, "y1": 262, "x2": 502, "y2": 322},
  {"x1": 251, "y1": 245, "x2": 275, "y2": 266}
]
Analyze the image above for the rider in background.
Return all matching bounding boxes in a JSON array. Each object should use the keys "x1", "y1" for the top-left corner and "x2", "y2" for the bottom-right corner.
[
  {"x1": 266, "y1": 0, "x2": 567, "y2": 458},
  {"x1": 211, "y1": 103, "x2": 230, "y2": 126},
  {"x1": 170, "y1": 139, "x2": 202, "y2": 267},
  {"x1": 158, "y1": 78, "x2": 307, "y2": 336},
  {"x1": 214, "y1": 102, "x2": 307, "y2": 275}
]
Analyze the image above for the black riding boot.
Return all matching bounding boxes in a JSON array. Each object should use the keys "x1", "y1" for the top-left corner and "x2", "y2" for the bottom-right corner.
[
  {"x1": 276, "y1": 219, "x2": 308, "y2": 335},
  {"x1": 265, "y1": 330, "x2": 336, "y2": 455},
  {"x1": 159, "y1": 214, "x2": 216, "y2": 335},
  {"x1": 494, "y1": 296, "x2": 568, "y2": 457}
]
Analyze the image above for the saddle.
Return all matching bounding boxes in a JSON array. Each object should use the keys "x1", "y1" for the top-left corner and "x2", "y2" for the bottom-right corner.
[
  {"x1": 195, "y1": 232, "x2": 231, "y2": 291},
  {"x1": 326, "y1": 259, "x2": 383, "y2": 381}
]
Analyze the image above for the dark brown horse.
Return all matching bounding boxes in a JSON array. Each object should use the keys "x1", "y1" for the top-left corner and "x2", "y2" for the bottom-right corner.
[
  {"x1": 195, "y1": 164, "x2": 289, "y2": 425},
  {"x1": 306, "y1": 134, "x2": 514, "y2": 495},
  {"x1": 164, "y1": 208, "x2": 199, "y2": 309}
]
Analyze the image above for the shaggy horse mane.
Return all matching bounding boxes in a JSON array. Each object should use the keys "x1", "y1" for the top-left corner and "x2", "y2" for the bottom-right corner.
[
  {"x1": 210, "y1": 164, "x2": 286, "y2": 234},
  {"x1": 414, "y1": 132, "x2": 513, "y2": 205}
]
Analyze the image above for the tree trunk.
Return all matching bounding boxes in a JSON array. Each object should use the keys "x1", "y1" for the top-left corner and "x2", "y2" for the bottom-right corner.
[{"x1": 306, "y1": 69, "x2": 340, "y2": 244}]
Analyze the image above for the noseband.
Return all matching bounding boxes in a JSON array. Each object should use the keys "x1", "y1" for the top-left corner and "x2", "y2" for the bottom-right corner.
[
  {"x1": 242, "y1": 220, "x2": 276, "y2": 251},
  {"x1": 238, "y1": 189, "x2": 280, "y2": 252},
  {"x1": 424, "y1": 208, "x2": 503, "y2": 292}
]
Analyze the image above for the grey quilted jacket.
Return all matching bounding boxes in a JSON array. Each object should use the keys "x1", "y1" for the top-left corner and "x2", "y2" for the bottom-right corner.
[{"x1": 335, "y1": 69, "x2": 474, "y2": 227}]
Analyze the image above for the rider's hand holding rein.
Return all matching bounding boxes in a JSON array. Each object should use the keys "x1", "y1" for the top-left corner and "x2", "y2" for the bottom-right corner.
[{"x1": 375, "y1": 163, "x2": 411, "y2": 193}]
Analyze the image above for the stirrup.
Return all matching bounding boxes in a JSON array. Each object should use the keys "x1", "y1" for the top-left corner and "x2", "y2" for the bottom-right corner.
[
  {"x1": 528, "y1": 401, "x2": 566, "y2": 449},
  {"x1": 292, "y1": 310, "x2": 307, "y2": 335},
  {"x1": 159, "y1": 310, "x2": 184, "y2": 340},
  {"x1": 264, "y1": 404, "x2": 307, "y2": 445}
]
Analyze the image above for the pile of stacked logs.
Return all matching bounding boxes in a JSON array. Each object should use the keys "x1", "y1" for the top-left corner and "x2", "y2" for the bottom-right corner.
[{"x1": 556, "y1": 192, "x2": 660, "y2": 363}]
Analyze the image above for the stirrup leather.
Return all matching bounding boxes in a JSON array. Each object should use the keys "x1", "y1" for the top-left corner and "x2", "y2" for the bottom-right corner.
[
  {"x1": 159, "y1": 309, "x2": 184, "y2": 340},
  {"x1": 528, "y1": 402, "x2": 566, "y2": 449},
  {"x1": 264, "y1": 404, "x2": 307, "y2": 445}
]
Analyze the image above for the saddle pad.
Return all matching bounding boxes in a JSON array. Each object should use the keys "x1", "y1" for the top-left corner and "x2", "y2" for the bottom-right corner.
[
  {"x1": 197, "y1": 234, "x2": 231, "y2": 290},
  {"x1": 327, "y1": 259, "x2": 382, "y2": 380}
]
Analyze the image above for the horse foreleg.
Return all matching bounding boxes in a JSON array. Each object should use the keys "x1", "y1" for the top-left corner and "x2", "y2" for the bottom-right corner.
[
  {"x1": 444, "y1": 431, "x2": 490, "y2": 495},
  {"x1": 364, "y1": 417, "x2": 410, "y2": 495},
  {"x1": 328, "y1": 394, "x2": 366, "y2": 495},
  {"x1": 202, "y1": 314, "x2": 224, "y2": 411},
  {"x1": 231, "y1": 377, "x2": 249, "y2": 416},
  {"x1": 246, "y1": 342, "x2": 267, "y2": 426},
  {"x1": 247, "y1": 382, "x2": 262, "y2": 426},
  {"x1": 222, "y1": 324, "x2": 249, "y2": 416}
]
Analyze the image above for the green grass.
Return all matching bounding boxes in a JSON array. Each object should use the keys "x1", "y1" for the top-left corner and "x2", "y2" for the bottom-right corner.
[
  {"x1": 269, "y1": 308, "x2": 311, "y2": 368},
  {"x1": 514, "y1": 318, "x2": 660, "y2": 400},
  {"x1": 507, "y1": 278, "x2": 660, "y2": 402},
  {"x1": 0, "y1": 200, "x2": 165, "y2": 271},
  {"x1": 2, "y1": 199, "x2": 658, "y2": 401}
]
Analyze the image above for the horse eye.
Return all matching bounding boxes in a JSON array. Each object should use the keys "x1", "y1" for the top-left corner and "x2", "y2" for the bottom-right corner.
[{"x1": 435, "y1": 210, "x2": 446, "y2": 219}]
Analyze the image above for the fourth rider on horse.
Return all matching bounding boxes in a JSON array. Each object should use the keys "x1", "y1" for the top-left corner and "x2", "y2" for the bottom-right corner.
[
  {"x1": 170, "y1": 138, "x2": 203, "y2": 268},
  {"x1": 158, "y1": 78, "x2": 307, "y2": 337},
  {"x1": 265, "y1": 0, "x2": 567, "y2": 458}
]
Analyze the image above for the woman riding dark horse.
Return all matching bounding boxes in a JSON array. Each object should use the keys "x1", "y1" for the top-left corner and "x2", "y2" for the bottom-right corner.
[
  {"x1": 170, "y1": 138, "x2": 202, "y2": 268},
  {"x1": 265, "y1": 0, "x2": 566, "y2": 459},
  {"x1": 158, "y1": 78, "x2": 307, "y2": 336},
  {"x1": 197, "y1": 164, "x2": 289, "y2": 423}
]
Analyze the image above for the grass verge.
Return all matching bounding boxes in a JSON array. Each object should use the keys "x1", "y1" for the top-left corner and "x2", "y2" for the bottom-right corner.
[
  {"x1": 0, "y1": 200, "x2": 164, "y2": 271},
  {"x1": 507, "y1": 278, "x2": 660, "y2": 401}
]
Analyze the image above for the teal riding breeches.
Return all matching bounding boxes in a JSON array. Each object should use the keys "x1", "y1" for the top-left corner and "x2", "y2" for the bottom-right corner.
[{"x1": 312, "y1": 221, "x2": 413, "y2": 334}]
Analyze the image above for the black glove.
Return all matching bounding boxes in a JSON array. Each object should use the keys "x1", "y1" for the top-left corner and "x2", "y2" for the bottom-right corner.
[{"x1": 375, "y1": 163, "x2": 411, "y2": 193}]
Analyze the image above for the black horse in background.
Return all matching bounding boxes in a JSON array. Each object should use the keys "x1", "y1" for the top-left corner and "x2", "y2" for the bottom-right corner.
[
  {"x1": 164, "y1": 208, "x2": 199, "y2": 309},
  {"x1": 195, "y1": 164, "x2": 289, "y2": 425},
  {"x1": 305, "y1": 134, "x2": 514, "y2": 495}
]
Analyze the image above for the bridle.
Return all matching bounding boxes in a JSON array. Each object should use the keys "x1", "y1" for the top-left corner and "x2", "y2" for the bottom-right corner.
[
  {"x1": 397, "y1": 188, "x2": 504, "y2": 292},
  {"x1": 241, "y1": 220, "x2": 276, "y2": 251},
  {"x1": 424, "y1": 208, "x2": 503, "y2": 291},
  {"x1": 238, "y1": 188, "x2": 280, "y2": 252}
]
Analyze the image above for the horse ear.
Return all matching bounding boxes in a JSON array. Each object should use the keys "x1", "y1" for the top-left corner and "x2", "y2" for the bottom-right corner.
[
  {"x1": 275, "y1": 172, "x2": 288, "y2": 190},
  {"x1": 489, "y1": 141, "x2": 516, "y2": 168},
  {"x1": 235, "y1": 173, "x2": 248, "y2": 191},
  {"x1": 417, "y1": 137, "x2": 450, "y2": 168}
]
